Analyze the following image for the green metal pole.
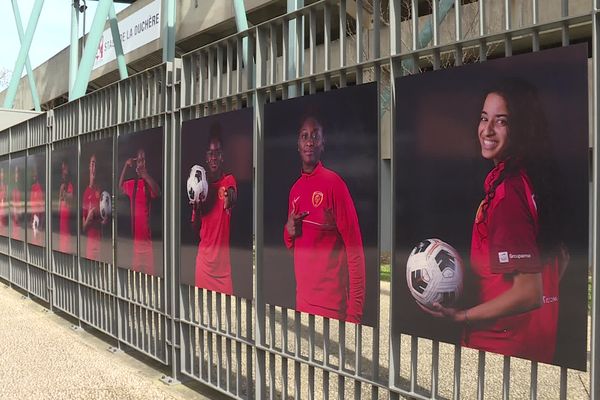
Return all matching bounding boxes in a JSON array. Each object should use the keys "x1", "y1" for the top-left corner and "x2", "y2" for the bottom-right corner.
[
  {"x1": 232, "y1": 0, "x2": 249, "y2": 67},
  {"x1": 69, "y1": 1, "x2": 79, "y2": 95},
  {"x1": 108, "y1": 3, "x2": 128, "y2": 79},
  {"x1": 161, "y1": 0, "x2": 176, "y2": 62},
  {"x1": 11, "y1": 0, "x2": 41, "y2": 111},
  {"x1": 70, "y1": 0, "x2": 113, "y2": 101},
  {"x1": 3, "y1": 0, "x2": 44, "y2": 109}
]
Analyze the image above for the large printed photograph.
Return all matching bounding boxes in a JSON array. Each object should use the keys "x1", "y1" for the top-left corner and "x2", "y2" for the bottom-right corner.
[
  {"x1": 9, "y1": 154, "x2": 26, "y2": 243},
  {"x1": 263, "y1": 83, "x2": 379, "y2": 326},
  {"x1": 26, "y1": 151, "x2": 46, "y2": 248},
  {"x1": 393, "y1": 45, "x2": 589, "y2": 370},
  {"x1": 52, "y1": 143, "x2": 78, "y2": 255},
  {"x1": 117, "y1": 127, "x2": 163, "y2": 277},
  {"x1": 180, "y1": 109, "x2": 253, "y2": 298},
  {"x1": 80, "y1": 137, "x2": 113, "y2": 264},
  {"x1": 0, "y1": 157, "x2": 10, "y2": 238}
]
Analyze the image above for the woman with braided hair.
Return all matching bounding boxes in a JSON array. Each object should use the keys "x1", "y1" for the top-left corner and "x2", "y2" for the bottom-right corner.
[{"x1": 421, "y1": 79, "x2": 569, "y2": 363}]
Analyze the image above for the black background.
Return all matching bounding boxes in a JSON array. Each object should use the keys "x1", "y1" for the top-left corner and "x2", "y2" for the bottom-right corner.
[
  {"x1": 117, "y1": 127, "x2": 164, "y2": 277},
  {"x1": 9, "y1": 154, "x2": 26, "y2": 243},
  {"x1": 180, "y1": 108, "x2": 253, "y2": 299},
  {"x1": 51, "y1": 143, "x2": 78, "y2": 255},
  {"x1": 80, "y1": 137, "x2": 113, "y2": 264},
  {"x1": 393, "y1": 45, "x2": 589, "y2": 370},
  {"x1": 263, "y1": 83, "x2": 380, "y2": 327},
  {"x1": 26, "y1": 151, "x2": 46, "y2": 247},
  {"x1": 0, "y1": 158, "x2": 10, "y2": 237}
]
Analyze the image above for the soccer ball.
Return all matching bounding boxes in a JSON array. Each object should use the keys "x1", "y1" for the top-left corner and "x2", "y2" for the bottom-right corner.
[
  {"x1": 32, "y1": 214, "x2": 39, "y2": 237},
  {"x1": 186, "y1": 165, "x2": 208, "y2": 204},
  {"x1": 99, "y1": 191, "x2": 111, "y2": 222},
  {"x1": 406, "y1": 238, "x2": 464, "y2": 310}
]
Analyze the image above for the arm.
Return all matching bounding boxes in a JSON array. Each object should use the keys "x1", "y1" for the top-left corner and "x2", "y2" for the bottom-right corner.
[
  {"x1": 283, "y1": 194, "x2": 308, "y2": 250},
  {"x1": 334, "y1": 179, "x2": 366, "y2": 323},
  {"x1": 119, "y1": 158, "x2": 133, "y2": 194},
  {"x1": 140, "y1": 170, "x2": 161, "y2": 198}
]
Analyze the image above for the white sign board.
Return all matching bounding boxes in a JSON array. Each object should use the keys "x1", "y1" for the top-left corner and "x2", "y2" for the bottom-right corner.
[{"x1": 94, "y1": 0, "x2": 161, "y2": 69}]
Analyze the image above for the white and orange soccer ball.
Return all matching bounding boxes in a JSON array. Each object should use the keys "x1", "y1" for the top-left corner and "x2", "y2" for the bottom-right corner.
[{"x1": 406, "y1": 238, "x2": 464, "y2": 310}]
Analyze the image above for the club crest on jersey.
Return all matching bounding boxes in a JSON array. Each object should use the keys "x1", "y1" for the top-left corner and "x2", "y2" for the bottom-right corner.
[
  {"x1": 312, "y1": 191, "x2": 323, "y2": 208},
  {"x1": 218, "y1": 186, "x2": 226, "y2": 200}
]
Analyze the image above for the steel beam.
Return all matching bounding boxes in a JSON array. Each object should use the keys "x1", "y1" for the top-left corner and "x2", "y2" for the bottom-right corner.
[
  {"x1": 69, "y1": 0, "x2": 114, "y2": 101},
  {"x1": 232, "y1": 0, "x2": 249, "y2": 68},
  {"x1": 161, "y1": 0, "x2": 176, "y2": 62},
  {"x1": 108, "y1": 3, "x2": 128, "y2": 79},
  {"x1": 3, "y1": 0, "x2": 44, "y2": 109},
  {"x1": 11, "y1": 0, "x2": 41, "y2": 111},
  {"x1": 69, "y1": 1, "x2": 80, "y2": 95}
]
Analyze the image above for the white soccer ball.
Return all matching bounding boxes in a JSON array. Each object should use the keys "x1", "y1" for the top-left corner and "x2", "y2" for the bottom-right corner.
[
  {"x1": 100, "y1": 191, "x2": 111, "y2": 221},
  {"x1": 32, "y1": 214, "x2": 39, "y2": 237},
  {"x1": 187, "y1": 165, "x2": 208, "y2": 204},
  {"x1": 406, "y1": 238, "x2": 464, "y2": 310}
]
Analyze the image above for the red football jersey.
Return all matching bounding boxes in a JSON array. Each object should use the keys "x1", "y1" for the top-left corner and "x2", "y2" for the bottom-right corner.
[
  {"x1": 82, "y1": 185, "x2": 101, "y2": 260},
  {"x1": 465, "y1": 162, "x2": 559, "y2": 363},
  {"x1": 283, "y1": 162, "x2": 365, "y2": 323},
  {"x1": 194, "y1": 174, "x2": 236, "y2": 295}
]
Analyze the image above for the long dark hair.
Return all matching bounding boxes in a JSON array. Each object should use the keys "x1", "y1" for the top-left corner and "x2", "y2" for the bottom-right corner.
[{"x1": 478, "y1": 79, "x2": 564, "y2": 259}]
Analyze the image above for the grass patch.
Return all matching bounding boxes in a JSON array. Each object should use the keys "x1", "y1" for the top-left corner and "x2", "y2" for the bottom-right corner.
[{"x1": 380, "y1": 264, "x2": 391, "y2": 282}]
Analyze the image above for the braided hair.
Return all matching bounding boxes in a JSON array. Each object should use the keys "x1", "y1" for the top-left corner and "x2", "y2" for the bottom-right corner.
[{"x1": 478, "y1": 79, "x2": 564, "y2": 260}]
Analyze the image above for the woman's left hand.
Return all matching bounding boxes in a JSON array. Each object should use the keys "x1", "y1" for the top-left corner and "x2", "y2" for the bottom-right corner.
[{"x1": 416, "y1": 301, "x2": 461, "y2": 322}]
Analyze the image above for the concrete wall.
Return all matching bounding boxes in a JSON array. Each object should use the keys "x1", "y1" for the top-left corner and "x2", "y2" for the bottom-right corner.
[{"x1": 0, "y1": 108, "x2": 42, "y2": 131}]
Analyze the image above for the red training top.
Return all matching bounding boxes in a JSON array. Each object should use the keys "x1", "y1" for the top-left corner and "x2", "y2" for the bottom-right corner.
[
  {"x1": 29, "y1": 182, "x2": 44, "y2": 246},
  {"x1": 0, "y1": 184, "x2": 8, "y2": 237},
  {"x1": 283, "y1": 162, "x2": 366, "y2": 323},
  {"x1": 122, "y1": 179, "x2": 159, "y2": 274},
  {"x1": 82, "y1": 185, "x2": 101, "y2": 261},
  {"x1": 59, "y1": 182, "x2": 74, "y2": 254},
  {"x1": 465, "y1": 161, "x2": 559, "y2": 363},
  {"x1": 194, "y1": 174, "x2": 236, "y2": 295},
  {"x1": 11, "y1": 188, "x2": 22, "y2": 241}
]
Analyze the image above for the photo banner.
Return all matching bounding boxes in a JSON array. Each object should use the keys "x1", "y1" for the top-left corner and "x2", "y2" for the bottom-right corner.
[
  {"x1": 9, "y1": 154, "x2": 26, "y2": 243},
  {"x1": 393, "y1": 44, "x2": 589, "y2": 370},
  {"x1": 263, "y1": 83, "x2": 379, "y2": 326},
  {"x1": 0, "y1": 157, "x2": 9, "y2": 238},
  {"x1": 80, "y1": 137, "x2": 113, "y2": 264},
  {"x1": 26, "y1": 151, "x2": 46, "y2": 248},
  {"x1": 117, "y1": 127, "x2": 164, "y2": 277},
  {"x1": 52, "y1": 144, "x2": 78, "y2": 256},
  {"x1": 180, "y1": 108, "x2": 253, "y2": 298}
]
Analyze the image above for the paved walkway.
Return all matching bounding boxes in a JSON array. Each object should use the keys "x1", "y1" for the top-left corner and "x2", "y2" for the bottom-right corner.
[{"x1": 0, "y1": 284, "x2": 227, "y2": 400}]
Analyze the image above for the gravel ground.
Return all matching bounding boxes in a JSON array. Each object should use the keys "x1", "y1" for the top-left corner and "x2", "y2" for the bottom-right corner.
[{"x1": 0, "y1": 284, "x2": 227, "y2": 400}]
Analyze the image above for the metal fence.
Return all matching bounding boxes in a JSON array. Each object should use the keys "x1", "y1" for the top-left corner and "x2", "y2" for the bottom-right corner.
[{"x1": 0, "y1": 0, "x2": 597, "y2": 399}]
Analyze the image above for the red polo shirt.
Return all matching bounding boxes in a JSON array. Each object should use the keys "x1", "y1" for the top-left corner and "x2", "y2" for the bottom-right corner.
[
  {"x1": 0, "y1": 184, "x2": 8, "y2": 237},
  {"x1": 122, "y1": 179, "x2": 159, "y2": 274},
  {"x1": 194, "y1": 174, "x2": 236, "y2": 295},
  {"x1": 82, "y1": 185, "x2": 101, "y2": 260},
  {"x1": 11, "y1": 188, "x2": 23, "y2": 241},
  {"x1": 59, "y1": 182, "x2": 74, "y2": 254},
  {"x1": 283, "y1": 162, "x2": 365, "y2": 323},
  {"x1": 465, "y1": 162, "x2": 559, "y2": 363}
]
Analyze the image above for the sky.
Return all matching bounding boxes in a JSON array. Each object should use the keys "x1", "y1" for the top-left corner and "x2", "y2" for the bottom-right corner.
[{"x1": 0, "y1": 1, "x2": 130, "y2": 87}]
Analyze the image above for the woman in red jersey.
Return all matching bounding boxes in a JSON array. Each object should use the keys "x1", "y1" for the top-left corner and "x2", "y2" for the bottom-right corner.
[{"x1": 421, "y1": 80, "x2": 569, "y2": 363}]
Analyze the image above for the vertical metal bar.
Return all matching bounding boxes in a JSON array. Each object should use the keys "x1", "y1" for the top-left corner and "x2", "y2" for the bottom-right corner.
[
  {"x1": 340, "y1": 0, "x2": 347, "y2": 68},
  {"x1": 410, "y1": 336, "x2": 418, "y2": 393},
  {"x1": 532, "y1": 0, "x2": 540, "y2": 51},
  {"x1": 559, "y1": 367, "x2": 567, "y2": 400},
  {"x1": 479, "y1": 0, "x2": 486, "y2": 36},
  {"x1": 477, "y1": 351, "x2": 485, "y2": 400},
  {"x1": 324, "y1": 2, "x2": 331, "y2": 71},
  {"x1": 561, "y1": 0, "x2": 569, "y2": 45},
  {"x1": 503, "y1": 0, "x2": 512, "y2": 56},
  {"x1": 309, "y1": 8, "x2": 316, "y2": 76},
  {"x1": 593, "y1": 8, "x2": 600, "y2": 400},
  {"x1": 453, "y1": 345, "x2": 461, "y2": 400},
  {"x1": 432, "y1": 0, "x2": 439, "y2": 47},
  {"x1": 502, "y1": 356, "x2": 510, "y2": 400},
  {"x1": 11, "y1": 0, "x2": 41, "y2": 111},
  {"x1": 4, "y1": 0, "x2": 45, "y2": 109},
  {"x1": 454, "y1": 0, "x2": 462, "y2": 41},
  {"x1": 432, "y1": 341, "x2": 439, "y2": 398},
  {"x1": 390, "y1": 0, "x2": 402, "y2": 55},
  {"x1": 411, "y1": 0, "x2": 418, "y2": 51},
  {"x1": 530, "y1": 361, "x2": 538, "y2": 400},
  {"x1": 161, "y1": 0, "x2": 176, "y2": 62}
]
